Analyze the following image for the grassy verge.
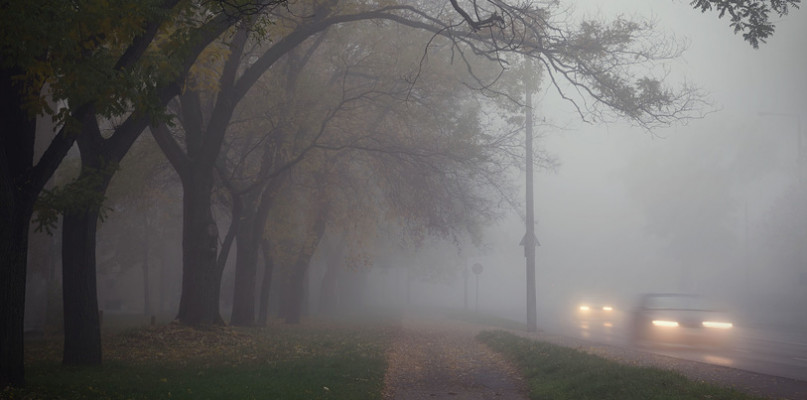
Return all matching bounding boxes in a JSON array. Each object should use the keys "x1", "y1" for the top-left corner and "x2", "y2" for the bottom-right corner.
[
  {"x1": 477, "y1": 330, "x2": 763, "y2": 400},
  {"x1": 5, "y1": 321, "x2": 392, "y2": 400}
]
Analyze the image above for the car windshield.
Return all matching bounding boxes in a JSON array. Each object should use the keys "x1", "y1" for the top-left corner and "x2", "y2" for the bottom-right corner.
[{"x1": 645, "y1": 295, "x2": 712, "y2": 311}]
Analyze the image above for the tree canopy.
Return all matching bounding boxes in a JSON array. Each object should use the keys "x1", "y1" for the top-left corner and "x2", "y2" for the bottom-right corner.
[
  {"x1": 690, "y1": 0, "x2": 800, "y2": 48},
  {"x1": 2, "y1": 0, "x2": 718, "y2": 388}
]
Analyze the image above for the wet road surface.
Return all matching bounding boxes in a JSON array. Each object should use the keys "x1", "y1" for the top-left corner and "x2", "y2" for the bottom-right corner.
[{"x1": 540, "y1": 316, "x2": 807, "y2": 398}]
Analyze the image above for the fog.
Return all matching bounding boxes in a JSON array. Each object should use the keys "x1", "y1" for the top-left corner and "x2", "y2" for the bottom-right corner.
[
  {"x1": 22, "y1": 1, "x2": 806, "y2": 356},
  {"x1": 351, "y1": 0, "x2": 807, "y2": 333}
]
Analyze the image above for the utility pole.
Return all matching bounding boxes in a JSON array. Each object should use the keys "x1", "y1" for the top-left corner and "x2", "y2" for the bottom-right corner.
[{"x1": 521, "y1": 67, "x2": 539, "y2": 332}]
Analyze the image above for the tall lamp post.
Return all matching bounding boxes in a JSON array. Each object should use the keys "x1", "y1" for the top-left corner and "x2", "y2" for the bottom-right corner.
[
  {"x1": 472, "y1": 262, "x2": 483, "y2": 313},
  {"x1": 521, "y1": 67, "x2": 540, "y2": 332}
]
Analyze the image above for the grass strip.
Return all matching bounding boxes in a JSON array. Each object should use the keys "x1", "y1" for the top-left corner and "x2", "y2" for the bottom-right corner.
[
  {"x1": 477, "y1": 330, "x2": 763, "y2": 400},
  {"x1": 5, "y1": 322, "x2": 391, "y2": 400}
]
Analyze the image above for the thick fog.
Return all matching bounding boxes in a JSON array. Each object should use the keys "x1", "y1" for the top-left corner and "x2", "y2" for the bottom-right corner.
[
  {"x1": 357, "y1": 0, "x2": 807, "y2": 333},
  {"x1": 21, "y1": 2, "x2": 806, "y2": 340}
]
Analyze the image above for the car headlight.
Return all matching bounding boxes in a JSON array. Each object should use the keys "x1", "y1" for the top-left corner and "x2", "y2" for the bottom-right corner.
[
  {"x1": 652, "y1": 320, "x2": 679, "y2": 327},
  {"x1": 579, "y1": 305, "x2": 590, "y2": 311},
  {"x1": 602, "y1": 306, "x2": 613, "y2": 311},
  {"x1": 702, "y1": 321, "x2": 733, "y2": 329}
]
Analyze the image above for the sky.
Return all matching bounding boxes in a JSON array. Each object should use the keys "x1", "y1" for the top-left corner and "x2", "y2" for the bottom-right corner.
[{"x1": 455, "y1": 0, "x2": 807, "y2": 325}]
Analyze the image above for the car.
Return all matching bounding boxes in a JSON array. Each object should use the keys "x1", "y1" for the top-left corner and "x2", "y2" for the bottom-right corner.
[
  {"x1": 574, "y1": 298, "x2": 622, "y2": 330},
  {"x1": 629, "y1": 293, "x2": 733, "y2": 349},
  {"x1": 576, "y1": 300, "x2": 617, "y2": 322}
]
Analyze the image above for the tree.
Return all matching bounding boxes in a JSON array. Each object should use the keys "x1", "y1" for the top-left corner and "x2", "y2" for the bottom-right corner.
[
  {"x1": 232, "y1": 17, "x2": 524, "y2": 323},
  {"x1": 1, "y1": 0, "x2": 286, "y2": 386},
  {"x1": 1, "y1": 0, "x2": 180, "y2": 385},
  {"x1": 151, "y1": 22, "x2": 257, "y2": 326},
  {"x1": 55, "y1": 5, "x2": 261, "y2": 366},
  {"x1": 223, "y1": 33, "x2": 329, "y2": 326},
  {"x1": 153, "y1": 0, "x2": 704, "y2": 327},
  {"x1": 689, "y1": 0, "x2": 800, "y2": 48},
  {"x1": 98, "y1": 133, "x2": 182, "y2": 318},
  {"x1": 150, "y1": 1, "x2": 413, "y2": 326}
]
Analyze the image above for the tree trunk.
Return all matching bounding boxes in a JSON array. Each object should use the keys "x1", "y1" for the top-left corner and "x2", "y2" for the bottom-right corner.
[
  {"x1": 61, "y1": 207, "x2": 102, "y2": 365},
  {"x1": 175, "y1": 167, "x2": 224, "y2": 325},
  {"x1": 280, "y1": 206, "x2": 328, "y2": 324},
  {"x1": 318, "y1": 260, "x2": 339, "y2": 315},
  {"x1": 257, "y1": 238, "x2": 274, "y2": 325},
  {"x1": 0, "y1": 204, "x2": 32, "y2": 387},
  {"x1": 60, "y1": 108, "x2": 117, "y2": 366},
  {"x1": 281, "y1": 260, "x2": 309, "y2": 324},
  {"x1": 142, "y1": 216, "x2": 151, "y2": 316},
  {"x1": 316, "y1": 234, "x2": 345, "y2": 315},
  {"x1": 230, "y1": 195, "x2": 259, "y2": 326},
  {"x1": 230, "y1": 180, "x2": 276, "y2": 325},
  {"x1": 159, "y1": 250, "x2": 166, "y2": 314},
  {"x1": 1, "y1": 65, "x2": 42, "y2": 387}
]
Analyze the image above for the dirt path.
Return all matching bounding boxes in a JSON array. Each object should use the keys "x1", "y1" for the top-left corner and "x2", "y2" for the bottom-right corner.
[{"x1": 382, "y1": 317, "x2": 529, "y2": 400}]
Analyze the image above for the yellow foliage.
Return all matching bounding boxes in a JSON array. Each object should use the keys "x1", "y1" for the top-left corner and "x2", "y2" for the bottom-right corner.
[{"x1": 186, "y1": 39, "x2": 231, "y2": 93}]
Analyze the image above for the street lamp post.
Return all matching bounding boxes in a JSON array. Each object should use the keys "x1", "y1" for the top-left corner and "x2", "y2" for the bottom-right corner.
[
  {"x1": 521, "y1": 68, "x2": 539, "y2": 332},
  {"x1": 472, "y1": 263, "x2": 483, "y2": 313}
]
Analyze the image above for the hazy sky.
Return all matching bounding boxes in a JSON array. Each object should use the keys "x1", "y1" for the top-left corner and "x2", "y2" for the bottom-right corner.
[{"x1": 472, "y1": 1, "x2": 807, "y2": 316}]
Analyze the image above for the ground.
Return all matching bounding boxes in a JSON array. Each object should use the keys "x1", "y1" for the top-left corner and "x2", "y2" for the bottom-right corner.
[
  {"x1": 382, "y1": 317, "x2": 529, "y2": 399},
  {"x1": 381, "y1": 315, "x2": 807, "y2": 400}
]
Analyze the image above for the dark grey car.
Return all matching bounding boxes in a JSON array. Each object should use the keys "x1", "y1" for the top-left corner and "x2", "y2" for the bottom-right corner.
[{"x1": 630, "y1": 293, "x2": 734, "y2": 348}]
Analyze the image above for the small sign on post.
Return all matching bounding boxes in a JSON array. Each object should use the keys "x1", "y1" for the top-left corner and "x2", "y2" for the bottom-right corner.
[
  {"x1": 519, "y1": 232, "x2": 540, "y2": 257},
  {"x1": 471, "y1": 262, "x2": 483, "y2": 275}
]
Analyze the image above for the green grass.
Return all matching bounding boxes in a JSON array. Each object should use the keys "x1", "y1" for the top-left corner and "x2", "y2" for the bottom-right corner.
[
  {"x1": 477, "y1": 330, "x2": 763, "y2": 400},
  {"x1": 5, "y1": 321, "x2": 392, "y2": 400}
]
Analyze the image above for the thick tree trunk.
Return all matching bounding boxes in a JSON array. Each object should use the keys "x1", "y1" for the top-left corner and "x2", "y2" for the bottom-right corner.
[
  {"x1": 257, "y1": 238, "x2": 274, "y2": 325},
  {"x1": 1, "y1": 65, "x2": 39, "y2": 387},
  {"x1": 175, "y1": 168, "x2": 224, "y2": 325},
  {"x1": 60, "y1": 109, "x2": 115, "y2": 366},
  {"x1": 0, "y1": 205, "x2": 32, "y2": 387},
  {"x1": 61, "y1": 208, "x2": 102, "y2": 365}
]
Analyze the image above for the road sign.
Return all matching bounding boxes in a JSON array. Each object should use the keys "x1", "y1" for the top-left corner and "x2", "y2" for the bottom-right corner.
[{"x1": 471, "y1": 262, "x2": 483, "y2": 275}]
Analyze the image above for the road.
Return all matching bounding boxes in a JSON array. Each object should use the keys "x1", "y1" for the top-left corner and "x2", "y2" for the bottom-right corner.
[{"x1": 560, "y1": 314, "x2": 807, "y2": 382}]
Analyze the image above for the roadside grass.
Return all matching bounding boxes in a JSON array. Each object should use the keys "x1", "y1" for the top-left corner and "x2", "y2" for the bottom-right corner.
[
  {"x1": 477, "y1": 330, "x2": 764, "y2": 400},
  {"x1": 5, "y1": 320, "x2": 392, "y2": 400}
]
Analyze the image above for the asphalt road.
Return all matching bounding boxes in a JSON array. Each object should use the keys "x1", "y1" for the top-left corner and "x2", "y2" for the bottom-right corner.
[
  {"x1": 561, "y1": 316, "x2": 807, "y2": 382},
  {"x1": 489, "y1": 312, "x2": 798, "y2": 399}
]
